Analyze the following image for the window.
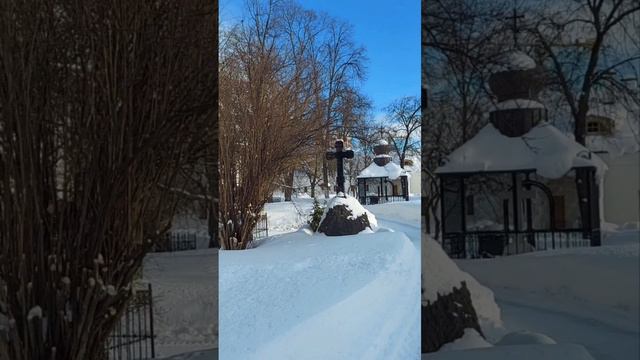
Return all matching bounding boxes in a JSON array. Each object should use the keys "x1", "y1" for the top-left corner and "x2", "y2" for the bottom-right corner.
[{"x1": 586, "y1": 115, "x2": 614, "y2": 135}]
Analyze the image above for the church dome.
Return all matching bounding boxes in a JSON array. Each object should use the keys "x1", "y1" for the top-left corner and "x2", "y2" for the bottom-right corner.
[
  {"x1": 488, "y1": 51, "x2": 547, "y2": 137},
  {"x1": 488, "y1": 51, "x2": 545, "y2": 102}
]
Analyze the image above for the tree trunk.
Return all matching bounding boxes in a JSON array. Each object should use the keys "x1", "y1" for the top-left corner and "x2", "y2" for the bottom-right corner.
[
  {"x1": 322, "y1": 158, "x2": 330, "y2": 198},
  {"x1": 284, "y1": 171, "x2": 294, "y2": 201}
]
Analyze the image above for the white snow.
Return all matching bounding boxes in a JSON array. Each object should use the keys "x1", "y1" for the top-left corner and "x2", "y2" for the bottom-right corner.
[
  {"x1": 436, "y1": 122, "x2": 607, "y2": 179},
  {"x1": 422, "y1": 236, "x2": 502, "y2": 334},
  {"x1": 143, "y1": 249, "x2": 218, "y2": 357},
  {"x1": 493, "y1": 99, "x2": 545, "y2": 111},
  {"x1": 439, "y1": 328, "x2": 493, "y2": 351},
  {"x1": 319, "y1": 194, "x2": 378, "y2": 228},
  {"x1": 492, "y1": 51, "x2": 537, "y2": 72},
  {"x1": 452, "y1": 228, "x2": 640, "y2": 360},
  {"x1": 219, "y1": 202, "x2": 421, "y2": 359},
  {"x1": 495, "y1": 331, "x2": 557, "y2": 346},
  {"x1": 27, "y1": 306, "x2": 42, "y2": 320},
  {"x1": 424, "y1": 343, "x2": 595, "y2": 360},
  {"x1": 264, "y1": 197, "x2": 315, "y2": 236},
  {"x1": 358, "y1": 159, "x2": 410, "y2": 180},
  {"x1": 456, "y1": 235, "x2": 639, "y2": 323}
]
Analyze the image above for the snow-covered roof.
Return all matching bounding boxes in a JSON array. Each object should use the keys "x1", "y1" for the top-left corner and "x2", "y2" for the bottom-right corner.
[
  {"x1": 493, "y1": 98, "x2": 545, "y2": 111},
  {"x1": 436, "y1": 122, "x2": 607, "y2": 179},
  {"x1": 357, "y1": 160, "x2": 410, "y2": 179},
  {"x1": 492, "y1": 51, "x2": 536, "y2": 72}
]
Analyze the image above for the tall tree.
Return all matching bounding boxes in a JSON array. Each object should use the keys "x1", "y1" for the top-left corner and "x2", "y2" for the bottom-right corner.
[
  {"x1": 219, "y1": 0, "x2": 324, "y2": 250},
  {"x1": 530, "y1": 0, "x2": 640, "y2": 145},
  {"x1": 384, "y1": 96, "x2": 422, "y2": 168}
]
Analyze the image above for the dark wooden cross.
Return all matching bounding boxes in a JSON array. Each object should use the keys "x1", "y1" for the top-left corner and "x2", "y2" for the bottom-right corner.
[
  {"x1": 505, "y1": 7, "x2": 525, "y2": 49},
  {"x1": 325, "y1": 139, "x2": 354, "y2": 195}
]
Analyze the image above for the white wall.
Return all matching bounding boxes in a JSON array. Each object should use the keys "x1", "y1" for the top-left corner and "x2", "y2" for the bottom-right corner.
[{"x1": 600, "y1": 151, "x2": 640, "y2": 226}]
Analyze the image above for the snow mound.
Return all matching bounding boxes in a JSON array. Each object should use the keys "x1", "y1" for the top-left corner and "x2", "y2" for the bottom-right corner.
[
  {"x1": 424, "y1": 343, "x2": 595, "y2": 360},
  {"x1": 220, "y1": 231, "x2": 420, "y2": 359},
  {"x1": 496, "y1": 331, "x2": 556, "y2": 346},
  {"x1": 437, "y1": 122, "x2": 607, "y2": 179},
  {"x1": 422, "y1": 236, "x2": 502, "y2": 332},
  {"x1": 439, "y1": 328, "x2": 493, "y2": 351},
  {"x1": 319, "y1": 195, "x2": 378, "y2": 228},
  {"x1": 358, "y1": 160, "x2": 410, "y2": 180}
]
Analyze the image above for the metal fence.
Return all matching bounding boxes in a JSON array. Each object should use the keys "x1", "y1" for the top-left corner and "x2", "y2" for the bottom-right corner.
[
  {"x1": 152, "y1": 232, "x2": 197, "y2": 252},
  {"x1": 106, "y1": 283, "x2": 155, "y2": 360},
  {"x1": 359, "y1": 195, "x2": 408, "y2": 205},
  {"x1": 442, "y1": 229, "x2": 595, "y2": 259},
  {"x1": 252, "y1": 213, "x2": 269, "y2": 240}
]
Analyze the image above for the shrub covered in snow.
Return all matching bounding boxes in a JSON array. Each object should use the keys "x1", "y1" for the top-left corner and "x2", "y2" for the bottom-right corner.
[{"x1": 308, "y1": 198, "x2": 325, "y2": 232}]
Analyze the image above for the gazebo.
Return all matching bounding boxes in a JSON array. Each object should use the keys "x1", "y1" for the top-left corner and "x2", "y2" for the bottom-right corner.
[
  {"x1": 357, "y1": 141, "x2": 410, "y2": 205},
  {"x1": 436, "y1": 51, "x2": 605, "y2": 259}
]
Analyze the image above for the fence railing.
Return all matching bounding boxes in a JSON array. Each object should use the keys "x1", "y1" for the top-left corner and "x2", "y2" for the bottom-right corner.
[
  {"x1": 152, "y1": 232, "x2": 197, "y2": 252},
  {"x1": 252, "y1": 213, "x2": 269, "y2": 240},
  {"x1": 442, "y1": 229, "x2": 595, "y2": 259},
  {"x1": 359, "y1": 195, "x2": 408, "y2": 205},
  {"x1": 106, "y1": 283, "x2": 155, "y2": 360}
]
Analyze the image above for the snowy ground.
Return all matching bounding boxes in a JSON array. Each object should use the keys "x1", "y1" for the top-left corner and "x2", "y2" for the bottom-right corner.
[
  {"x1": 425, "y1": 227, "x2": 639, "y2": 360},
  {"x1": 219, "y1": 196, "x2": 421, "y2": 359},
  {"x1": 143, "y1": 248, "x2": 218, "y2": 358}
]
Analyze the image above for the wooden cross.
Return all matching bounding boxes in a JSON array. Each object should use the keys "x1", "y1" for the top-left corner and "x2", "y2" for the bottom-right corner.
[
  {"x1": 505, "y1": 7, "x2": 525, "y2": 49},
  {"x1": 325, "y1": 139, "x2": 354, "y2": 195}
]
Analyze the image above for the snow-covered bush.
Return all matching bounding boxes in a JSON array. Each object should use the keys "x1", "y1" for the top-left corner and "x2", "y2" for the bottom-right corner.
[{"x1": 308, "y1": 198, "x2": 325, "y2": 232}]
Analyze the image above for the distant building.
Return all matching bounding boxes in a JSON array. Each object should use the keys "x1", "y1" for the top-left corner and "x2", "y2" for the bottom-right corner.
[
  {"x1": 357, "y1": 140, "x2": 410, "y2": 204},
  {"x1": 585, "y1": 101, "x2": 640, "y2": 227}
]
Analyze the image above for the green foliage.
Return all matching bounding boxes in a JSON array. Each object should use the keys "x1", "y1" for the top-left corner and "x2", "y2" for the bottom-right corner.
[{"x1": 308, "y1": 197, "x2": 325, "y2": 232}]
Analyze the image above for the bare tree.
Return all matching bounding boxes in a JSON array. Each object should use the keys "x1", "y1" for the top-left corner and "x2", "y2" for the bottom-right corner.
[
  {"x1": 383, "y1": 96, "x2": 422, "y2": 168},
  {"x1": 0, "y1": 1, "x2": 216, "y2": 359},
  {"x1": 319, "y1": 18, "x2": 367, "y2": 198},
  {"x1": 529, "y1": 0, "x2": 640, "y2": 145}
]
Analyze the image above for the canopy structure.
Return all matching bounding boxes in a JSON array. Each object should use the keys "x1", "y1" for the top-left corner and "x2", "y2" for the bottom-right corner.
[
  {"x1": 436, "y1": 122, "x2": 604, "y2": 259},
  {"x1": 437, "y1": 122, "x2": 607, "y2": 179},
  {"x1": 436, "y1": 50, "x2": 603, "y2": 259},
  {"x1": 357, "y1": 156, "x2": 410, "y2": 205}
]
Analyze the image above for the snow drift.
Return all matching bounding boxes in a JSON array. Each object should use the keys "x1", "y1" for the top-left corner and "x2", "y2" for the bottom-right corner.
[
  {"x1": 422, "y1": 236, "x2": 502, "y2": 333},
  {"x1": 219, "y1": 230, "x2": 420, "y2": 359}
]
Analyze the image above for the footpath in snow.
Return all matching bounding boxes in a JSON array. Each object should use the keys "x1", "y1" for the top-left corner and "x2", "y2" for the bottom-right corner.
[{"x1": 219, "y1": 198, "x2": 421, "y2": 359}]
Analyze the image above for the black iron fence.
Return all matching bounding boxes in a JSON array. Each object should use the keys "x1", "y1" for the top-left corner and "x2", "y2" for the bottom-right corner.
[
  {"x1": 106, "y1": 283, "x2": 155, "y2": 360},
  {"x1": 153, "y1": 232, "x2": 197, "y2": 252},
  {"x1": 359, "y1": 195, "x2": 408, "y2": 205},
  {"x1": 253, "y1": 213, "x2": 269, "y2": 240},
  {"x1": 442, "y1": 229, "x2": 596, "y2": 259}
]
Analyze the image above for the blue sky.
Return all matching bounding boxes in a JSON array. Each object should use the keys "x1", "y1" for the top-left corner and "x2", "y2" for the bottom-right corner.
[{"x1": 220, "y1": 0, "x2": 421, "y2": 118}]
